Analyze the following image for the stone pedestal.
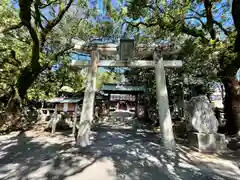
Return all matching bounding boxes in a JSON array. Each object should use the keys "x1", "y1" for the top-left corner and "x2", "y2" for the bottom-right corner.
[{"x1": 188, "y1": 132, "x2": 227, "y2": 153}]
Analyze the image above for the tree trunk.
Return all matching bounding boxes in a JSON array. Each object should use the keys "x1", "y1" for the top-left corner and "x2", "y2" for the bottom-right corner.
[
  {"x1": 17, "y1": 65, "x2": 42, "y2": 100},
  {"x1": 1, "y1": 64, "x2": 42, "y2": 131},
  {"x1": 232, "y1": 0, "x2": 240, "y2": 52},
  {"x1": 222, "y1": 77, "x2": 239, "y2": 134},
  {"x1": 222, "y1": 0, "x2": 240, "y2": 135}
]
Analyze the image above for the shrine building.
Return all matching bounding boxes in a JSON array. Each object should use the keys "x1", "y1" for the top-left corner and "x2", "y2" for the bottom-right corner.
[{"x1": 101, "y1": 83, "x2": 145, "y2": 114}]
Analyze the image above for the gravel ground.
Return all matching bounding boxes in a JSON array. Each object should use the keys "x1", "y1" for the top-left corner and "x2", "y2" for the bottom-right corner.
[{"x1": 0, "y1": 112, "x2": 240, "y2": 180}]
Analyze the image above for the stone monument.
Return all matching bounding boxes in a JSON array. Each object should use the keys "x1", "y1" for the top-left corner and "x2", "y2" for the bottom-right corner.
[{"x1": 186, "y1": 85, "x2": 227, "y2": 153}]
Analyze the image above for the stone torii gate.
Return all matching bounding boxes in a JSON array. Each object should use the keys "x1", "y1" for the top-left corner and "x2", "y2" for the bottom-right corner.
[{"x1": 72, "y1": 40, "x2": 182, "y2": 150}]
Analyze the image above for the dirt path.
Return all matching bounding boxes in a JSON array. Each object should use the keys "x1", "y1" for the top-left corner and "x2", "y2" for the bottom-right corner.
[{"x1": 0, "y1": 112, "x2": 240, "y2": 180}]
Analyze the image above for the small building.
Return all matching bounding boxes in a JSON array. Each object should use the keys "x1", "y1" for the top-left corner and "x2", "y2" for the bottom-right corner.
[
  {"x1": 101, "y1": 83, "x2": 145, "y2": 114},
  {"x1": 45, "y1": 90, "x2": 108, "y2": 134},
  {"x1": 47, "y1": 90, "x2": 107, "y2": 112}
]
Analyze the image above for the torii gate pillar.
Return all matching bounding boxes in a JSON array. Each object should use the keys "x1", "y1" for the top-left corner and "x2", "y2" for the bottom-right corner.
[
  {"x1": 76, "y1": 50, "x2": 98, "y2": 147},
  {"x1": 154, "y1": 52, "x2": 175, "y2": 150}
]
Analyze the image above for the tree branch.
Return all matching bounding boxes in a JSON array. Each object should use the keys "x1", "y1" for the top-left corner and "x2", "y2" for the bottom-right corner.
[
  {"x1": 7, "y1": 32, "x2": 31, "y2": 45},
  {"x1": 203, "y1": 0, "x2": 216, "y2": 39},
  {"x1": 0, "y1": 23, "x2": 22, "y2": 33},
  {"x1": 43, "y1": 44, "x2": 74, "y2": 69},
  {"x1": 34, "y1": 0, "x2": 43, "y2": 29},
  {"x1": 181, "y1": 25, "x2": 209, "y2": 43},
  {"x1": 125, "y1": 19, "x2": 209, "y2": 43},
  {"x1": 2, "y1": 55, "x2": 21, "y2": 68},
  {"x1": 40, "y1": 0, "x2": 74, "y2": 48},
  {"x1": 19, "y1": 0, "x2": 40, "y2": 68},
  {"x1": 190, "y1": 8, "x2": 230, "y2": 36},
  {"x1": 10, "y1": 50, "x2": 21, "y2": 66},
  {"x1": 125, "y1": 20, "x2": 159, "y2": 28},
  {"x1": 45, "y1": 0, "x2": 73, "y2": 29},
  {"x1": 195, "y1": 1, "x2": 230, "y2": 38},
  {"x1": 40, "y1": 12, "x2": 50, "y2": 23},
  {"x1": 216, "y1": 0, "x2": 240, "y2": 77},
  {"x1": 190, "y1": 8, "x2": 206, "y2": 17},
  {"x1": 232, "y1": 0, "x2": 240, "y2": 52},
  {"x1": 0, "y1": 48, "x2": 9, "y2": 52},
  {"x1": 218, "y1": 0, "x2": 240, "y2": 77},
  {"x1": 56, "y1": 45, "x2": 74, "y2": 55},
  {"x1": 212, "y1": 19, "x2": 230, "y2": 36},
  {"x1": 185, "y1": 16, "x2": 207, "y2": 29},
  {"x1": 39, "y1": 0, "x2": 58, "y2": 9}
]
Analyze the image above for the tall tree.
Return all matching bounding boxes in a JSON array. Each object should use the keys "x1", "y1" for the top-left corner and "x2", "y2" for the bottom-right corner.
[
  {"x1": 121, "y1": 0, "x2": 240, "y2": 134},
  {"x1": 0, "y1": 0, "x2": 91, "y2": 111},
  {"x1": 231, "y1": 0, "x2": 240, "y2": 134}
]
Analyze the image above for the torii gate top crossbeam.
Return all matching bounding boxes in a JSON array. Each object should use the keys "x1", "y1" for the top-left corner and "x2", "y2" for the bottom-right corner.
[
  {"x1": 71, "y1": 59, "x2": 182, "y2": 68},
  {"x1": 74, "y1": 42, "x2": 180, "y2": 58},
  {"x1": 73, "y1": 43, "x2": 182, "y2": 68}
]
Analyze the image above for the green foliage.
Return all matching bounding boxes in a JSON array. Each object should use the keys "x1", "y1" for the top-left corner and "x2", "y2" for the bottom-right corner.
[
  {"x1": 28, "y1": 65, "x2": 87, "y2": 100},
  {"x1": 0, "y1": 1, "x2": 30, "y2": 98},
  {"x1": 96, "y1": 71, "x2": 120, "y2": 89},
  {"x1": 102, "y1": 0, "x2": 237, "y2": 111},
  {"x1": 0, "y1": 0, "x2": 103, "y2": 104},
  {"x1": 0, "y1": 0, "x2": 237, "y2": 107}
]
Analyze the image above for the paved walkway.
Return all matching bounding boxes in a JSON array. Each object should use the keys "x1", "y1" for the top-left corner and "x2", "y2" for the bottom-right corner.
[{"x1": 0, "y1": 112, "x2": 240, "y2": 180}]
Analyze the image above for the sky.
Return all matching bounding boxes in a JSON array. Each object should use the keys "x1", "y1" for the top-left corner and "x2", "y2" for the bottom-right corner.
[{"x1": 10, "y1": 0, "x2": 235, "y2": 73}]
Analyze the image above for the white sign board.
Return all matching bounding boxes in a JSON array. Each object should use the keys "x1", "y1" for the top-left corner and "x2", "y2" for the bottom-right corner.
[{"x1": 63, "y1": 103, "x2": 68, "y2": 112}]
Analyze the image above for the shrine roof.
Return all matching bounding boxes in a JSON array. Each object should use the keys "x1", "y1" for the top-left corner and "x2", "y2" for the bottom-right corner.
[
  {"x1": 46, "y1": 98, "x2": 82, "y2": 103},
  {"x1": 101, "y1": 83, "x2": 145, "y2": 93},
  {"x1": 47, "y1": 90, "x2": 107, "y2": 103}
]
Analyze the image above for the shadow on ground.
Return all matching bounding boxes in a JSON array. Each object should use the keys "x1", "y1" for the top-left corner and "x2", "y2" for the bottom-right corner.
[
  {"x1": 0, "y1": 113, "x2": 239, "y2": 180},
  {"x1": 215, "y1": 135, "x2": 240, "y2": 168}
]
